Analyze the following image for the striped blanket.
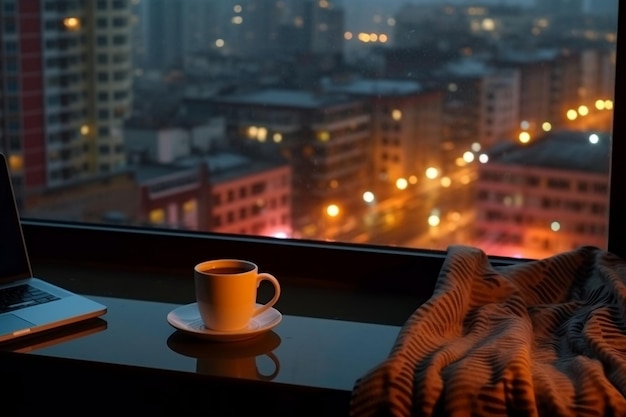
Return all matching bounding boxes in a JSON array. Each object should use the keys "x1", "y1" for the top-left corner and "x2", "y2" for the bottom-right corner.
[{"x1": 350, "y1": 245, "x2": 626, "y2": 417}]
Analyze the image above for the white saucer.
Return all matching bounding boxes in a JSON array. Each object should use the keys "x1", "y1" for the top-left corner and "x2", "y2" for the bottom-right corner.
[{"x1": 167, "y1": 303, "x2": 282, "y2": 342}]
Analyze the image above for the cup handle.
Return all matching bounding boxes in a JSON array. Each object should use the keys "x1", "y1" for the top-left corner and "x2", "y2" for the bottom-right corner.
[
  {"x1": 256, "y1": 352, "x2": 281, "y2": 381},
  {"x1": 253, "y1": 273, "x2": 281, "y2": 317}
]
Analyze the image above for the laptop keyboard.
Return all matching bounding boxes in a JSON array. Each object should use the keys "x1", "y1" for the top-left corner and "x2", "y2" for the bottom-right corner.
[{"x1": 0, "y1": 284, "x2": 60, "y2": 314}]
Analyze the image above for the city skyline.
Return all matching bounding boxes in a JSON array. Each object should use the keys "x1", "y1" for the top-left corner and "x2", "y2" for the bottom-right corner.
[{"x1": 0, "y1": 0, "x2": 618, "y2": 259}]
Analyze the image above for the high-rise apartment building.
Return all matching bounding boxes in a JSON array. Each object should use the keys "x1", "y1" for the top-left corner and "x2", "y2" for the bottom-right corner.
[
  {"x1": 280, "y1": 0, "x2": 345, "y2": 57},
  {"x1": 139, "y1": 0, "x2": 182, "y2": 71},
  {"x1": 0, "y1": 0, "x2": 133, "y2": 204}
]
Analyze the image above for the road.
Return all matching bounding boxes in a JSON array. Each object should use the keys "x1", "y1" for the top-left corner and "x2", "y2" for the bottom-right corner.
[{"x1": 328, "y1": 165, "x2": 478, "y2": 250}]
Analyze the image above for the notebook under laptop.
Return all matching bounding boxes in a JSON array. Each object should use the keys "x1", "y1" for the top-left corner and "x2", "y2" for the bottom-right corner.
[{"x1": 0, "y1": 153, "x2": 106, "y2": 343}]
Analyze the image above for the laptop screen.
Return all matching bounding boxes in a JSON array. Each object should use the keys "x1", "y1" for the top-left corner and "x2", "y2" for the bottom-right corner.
[{"x1": 0, "y1": 154, "x2": 32, "y2": 281}]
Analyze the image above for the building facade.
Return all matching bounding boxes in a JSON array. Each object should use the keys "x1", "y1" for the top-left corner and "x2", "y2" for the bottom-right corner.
[
  {"x1": 323, "y1": 78, "x2": 444, "y2": 196},
  {"x1": 439, "y1": 59, "x2": 520, "y2": 159},
  {"x1": 474, "y1": 131, "x2": 609, "y2": 259},
  {"x1": 207, "y1": 152, "x2": 292, "y2": 238},
  {"x1": 0, "y1": 0, "x2": 133, "y2": 205},
  {"x1": 213, "y1": 89, "x2": 371, "y2": 231}
]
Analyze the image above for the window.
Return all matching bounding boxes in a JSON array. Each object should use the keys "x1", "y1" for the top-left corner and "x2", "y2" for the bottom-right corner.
[{"x1": 3, "y1": 0, "x2": 625, "y2": 267}]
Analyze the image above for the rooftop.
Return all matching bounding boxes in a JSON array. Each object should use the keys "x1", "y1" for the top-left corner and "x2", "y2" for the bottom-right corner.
[
  {"x1": 133, "y1": 151, "x2": 288, "y2": 186},
  {"x1": 215, "y1": 89, "x2": 355, "y2": 109},
  {"x1": 322, "y1": 78, "x2": 422, "y2": 97},
  {"x1": 178, "y1": 152, "x2": 288, "y2": 184},
  {"x1": 133, "y1": 163, "x2": 194, "y2": 184},
  {"x1": 487, "y1": 130, "x2": 611, "y2": 174}
]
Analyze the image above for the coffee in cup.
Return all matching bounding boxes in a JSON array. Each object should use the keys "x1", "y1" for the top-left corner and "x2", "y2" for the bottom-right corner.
[{"x1": 194, "y1": 259, "x2": 281, "y2": 331}]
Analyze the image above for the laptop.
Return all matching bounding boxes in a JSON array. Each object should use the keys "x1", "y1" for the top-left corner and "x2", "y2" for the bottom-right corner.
[
  {"x1": 0, "y1": 153, "x2": 106, "y2": 343},
  {"x1": 2, "y1": 317, "x2": 107, "y2": 353}
]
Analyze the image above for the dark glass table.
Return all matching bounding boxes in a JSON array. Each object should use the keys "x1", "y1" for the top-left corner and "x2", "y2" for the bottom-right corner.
[{"x1": 0, "y1": 296, "x2": 400, "y2": 416}]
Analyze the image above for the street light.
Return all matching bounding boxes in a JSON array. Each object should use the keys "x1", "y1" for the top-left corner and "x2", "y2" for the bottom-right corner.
[
  {"x1": 362, "y1": 191, "x2": 375, "y2": 204},
  {"x1": 326, "y1": 204, "x2": 340, "y2": 218},
  {"x1": 428, "y1": 213, "x2": 440, "y2": 227},
  {"x1": 395, "y1": 177, "x2": 408, "y2": 190},
  {"x1": 425, "y1": 167, "x2": 439, "y2": 179},
  {"x1": 462, "y1": 151, "x2": 475, "y2": 163}
]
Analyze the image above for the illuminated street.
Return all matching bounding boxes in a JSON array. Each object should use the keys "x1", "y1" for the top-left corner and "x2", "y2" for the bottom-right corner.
[{"x1": 326, "y1": 164, "x2": 478, "y2": 250}]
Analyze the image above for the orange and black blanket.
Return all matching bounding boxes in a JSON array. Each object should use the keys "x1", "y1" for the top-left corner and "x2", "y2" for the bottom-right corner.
[{"x1": 350, "y1": 245, "x2": 626, "y2": 417}]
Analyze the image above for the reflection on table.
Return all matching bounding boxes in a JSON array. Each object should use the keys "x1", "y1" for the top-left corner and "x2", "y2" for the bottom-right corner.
[{"x1": 167, "y1": 330, "x2": 281, "y2": 381}]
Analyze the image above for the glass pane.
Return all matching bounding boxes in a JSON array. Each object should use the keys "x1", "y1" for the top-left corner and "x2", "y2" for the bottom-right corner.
[{"x1": 0, "y1": 0, "x2": 619, "y2": 260}]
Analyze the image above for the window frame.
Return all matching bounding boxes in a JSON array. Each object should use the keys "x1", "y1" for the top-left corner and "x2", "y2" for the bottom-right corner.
[{"x1": 19, "y1": 4, "x2": 626, "y2": 297}]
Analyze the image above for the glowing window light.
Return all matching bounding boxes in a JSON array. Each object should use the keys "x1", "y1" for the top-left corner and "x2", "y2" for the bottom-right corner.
[
  {"x1": 183, "y1": 200, "x2": 197, "y2": 213},
  {"x1": 471, "y1": 142, "x2": 481, "y2": 152},
  {"x1": 362, "y1": 191, "x2": 375, "y2": 204},
  {"x1": 408, "y1": 175, "x2": 418, "y2": 184},
  {"x1": 578, "y1": 105, "x2": 589, "y2": 116},
  {"x1": 63, "y1": 17, "x2": 81, "y2": 31},
  {"x1": 272, "y1": 133, "x2": 283, "y2": 143},
  {"x1": 358, "y1": 33, "x2": 370, "y2": 42},
  {"x1": 551, "y1": 221, "x2": 561, "y2": 232},
  {"x1": 481, "y1": 18, "x2": 495, "y2": 31},
  {"x1": 440, "y1": 177, "x2": 452, "y2": 188},
  {"x1": 369, "y1": 33, "x2": 378, "y2": 42},
  {"x1": 231, "y1": 16, "x2": 243, "y2": 24},
  {"x1": 391, "y1": 109, "x2": 402, "y2": 121},
  {"x1": 234, "y1": 5, "x2": 242, "y2": 13},
  {"x1": 317, "y1": 131, "x2": 330, "y2": 142},
  {"x1": 8, "y1": 155, "x2": 23, "y2": 171},
  {"x1": 247, "y1": 126, "x2": 258, "y2": 138},
  {"x1": 257, "y1": 127, "x2": 268, "y2": 142},
  {"x1": 344, "y1": 32, "x2": 353, "y2": 40},
  {"x1": 80, "y1": 124, "x2": 90, "y2": 135},
  {"x1": 455, "y1": 157, "x2": 466, "y2": 167},
  {"x1": 215, "y1": 39, "x2": 225, "y2": 48},
  {"x1": 463, "y1": 151, "x2": 475, "y2": 163},
  {"x1": 542, "y1": 122, "x2": 552, "y2": 132},
  {"x1": 149, "y1": 208, "x2": 165, "y2": 224},
  {"x1": 379, "y1": 34, "x2": 388, "y2": 43},
  {"x1": 605, "y1": 100, "x2": 614, "y2": 110}
]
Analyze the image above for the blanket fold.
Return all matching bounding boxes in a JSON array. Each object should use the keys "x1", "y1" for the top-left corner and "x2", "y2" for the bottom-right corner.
[{"x1": 350, "y1": 245, "x2": 626, "y2": 417}]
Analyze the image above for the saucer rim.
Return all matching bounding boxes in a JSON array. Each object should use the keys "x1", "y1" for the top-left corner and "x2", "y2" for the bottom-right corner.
[{"x1": 167, "y1": 302, "x2": 282, "y2": 342}]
